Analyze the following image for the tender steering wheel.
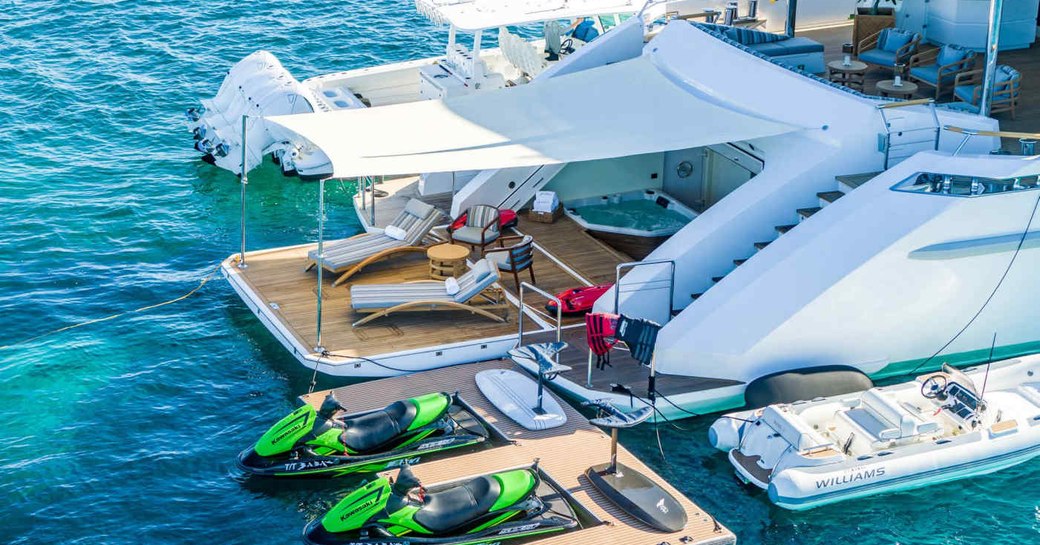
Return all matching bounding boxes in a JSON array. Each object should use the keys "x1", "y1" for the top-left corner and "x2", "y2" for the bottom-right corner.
[
  {"x1": 920, "y1": 374, "x2": 949, "y2": 400},
  {"x1": 560, "y1": 38, "x2": 574, "y2": 53}
]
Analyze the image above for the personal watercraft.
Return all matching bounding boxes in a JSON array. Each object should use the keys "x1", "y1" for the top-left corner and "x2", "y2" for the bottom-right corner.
[
  {"x1": 545, "y1": 284, "x2": 613, "y2": 315},
  {"x1": 303, "y1": 461, "x2": 579, "y2": 545},
  {"x1": 238, "y1": 392, "x2": 489, "y2": 478}
]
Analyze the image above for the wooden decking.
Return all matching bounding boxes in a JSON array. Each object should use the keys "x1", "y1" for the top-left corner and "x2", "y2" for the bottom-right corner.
[
  {"x1": 299, "y1": 361, "x2": 736, "y2": 545},
  {"x1": 800, "y1": 24, "x2": 1039, "y2": 151},
  {"x1": 229, "y1": 177, "x2": 629, "y2": 361}
]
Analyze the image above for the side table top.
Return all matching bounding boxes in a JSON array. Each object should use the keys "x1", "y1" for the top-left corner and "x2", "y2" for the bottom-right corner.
[
  {"x1": 876, "y1": 79, "x2": 918, "y2": 94},
  {"x1": 827, "y1": 60, "x2": 868, "y2": 72},
  {"x1": 427, "y1": 243, "x2": 470, "y2": 261}
]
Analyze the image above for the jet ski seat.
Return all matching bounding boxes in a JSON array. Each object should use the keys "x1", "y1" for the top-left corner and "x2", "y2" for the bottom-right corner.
[
  {"x1": 413, "y1": 475, "x2": 501, "y2": 533},
  {"x1": 340, "y1": 399, "x2": 418, "y2": 453}
]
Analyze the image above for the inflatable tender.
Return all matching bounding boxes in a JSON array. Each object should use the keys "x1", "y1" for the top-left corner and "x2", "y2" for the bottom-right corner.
[{"x1": 710, "y1": 355, "x2": 1040, "y2": 510}]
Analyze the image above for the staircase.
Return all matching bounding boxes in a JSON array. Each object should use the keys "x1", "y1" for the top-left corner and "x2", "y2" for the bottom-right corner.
[
  {"x1": 451, "y1": 163, "x2": 565, "y2": 217},
  {"x1": 690, "y1": 171, "x2": 880, "y2": 301}
]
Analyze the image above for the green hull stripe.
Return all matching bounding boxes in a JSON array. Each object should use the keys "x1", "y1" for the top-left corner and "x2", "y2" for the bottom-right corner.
[{"x1": 873, "y1": 340, "x2": 1040, "y2": 380}]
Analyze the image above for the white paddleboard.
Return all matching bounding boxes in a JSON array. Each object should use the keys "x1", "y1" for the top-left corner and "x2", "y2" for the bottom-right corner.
[{"x1": 475, "y1": 369, "x2": 567, "y2": 431}]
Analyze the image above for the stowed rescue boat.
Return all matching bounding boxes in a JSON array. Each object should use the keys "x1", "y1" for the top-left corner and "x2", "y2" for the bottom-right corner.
[{"x1": 710, "y1": 355, "x2": 1040, "y2": 510}]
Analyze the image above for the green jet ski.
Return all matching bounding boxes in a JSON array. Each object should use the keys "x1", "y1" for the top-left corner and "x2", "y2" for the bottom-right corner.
[
  {"x1": 238, "y1": 392, "x2": 489, "y2": 478},
  {"x1": 303, "y1": 462, "x2": 579, "y2": 545}
]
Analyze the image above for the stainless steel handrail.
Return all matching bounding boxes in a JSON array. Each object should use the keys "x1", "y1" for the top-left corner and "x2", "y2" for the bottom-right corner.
[
  {"x1": 586, "y1": 259, "x2": 674, "y2": 388},
  {"x1": 613, "y1": 259, "x2": 676, "y2": 316},
  {"x1": 517, "y1": 282, "x2": 562, "y2": 349}
]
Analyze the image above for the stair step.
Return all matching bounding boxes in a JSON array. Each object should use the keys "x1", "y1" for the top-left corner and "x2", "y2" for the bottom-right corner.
[
  {"x1": 797, "y1": 207, "x2": 822, "y2": 220},
  {"x1": 835, "y1": 171, "x2": 881, "y2": 192},
  {"x1": 691, "y1": 293, "x2": 702, "y2": 301},
  {"x1": 775, "y1": 224, "x2": 796, "y2": 235},
  {"x1": 712, "y1": 276, "x2": 725, "y2": 283},
  {"x1": 734, "y1": 258, "x2": 747, "y2": 266},
  {"x1": 754, "y1": 241, "x2": 771, "y2": 250},
  {"x1": 818, "y1": 190, "x2": 845, "y2": 204}
]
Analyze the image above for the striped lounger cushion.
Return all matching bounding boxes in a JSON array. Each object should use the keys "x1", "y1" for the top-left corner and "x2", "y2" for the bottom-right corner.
[
  {"x1": 308, "y1": 199, "x2": 442, "y2": 271},
  {"x1": 350, "y1": 259, "x2": 499, "y2": 310}
]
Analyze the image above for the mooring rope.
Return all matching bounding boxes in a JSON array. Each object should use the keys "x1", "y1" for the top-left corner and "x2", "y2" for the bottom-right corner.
[{"x1": 0, "y1": 262, "x2": 223, "y2": 351}]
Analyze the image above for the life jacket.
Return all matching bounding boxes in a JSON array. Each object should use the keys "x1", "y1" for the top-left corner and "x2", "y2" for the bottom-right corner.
[
  {"x1": 615, "y1": 316, "x2": 661, "y2": 367},
  {"x1": 586, "y1": 312, "x2": 620, "y2": 370},
  {"x1": 546, "y1": 284, "x2": 613, "y2": 315}
]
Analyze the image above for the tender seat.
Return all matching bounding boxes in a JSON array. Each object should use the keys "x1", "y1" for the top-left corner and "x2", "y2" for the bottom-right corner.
[
  {"x1": 843, "y1": 389, "x2": 941, "y2": 442},
  {"x1": 340, "y1": 399, "x2": 418, "y2": 453},
  {"x1": 414, "y1": 475, "x2": 501, "y2": 533},
  {"x1": 760, "y1": 406, "x2": 832, "y2": 452}
]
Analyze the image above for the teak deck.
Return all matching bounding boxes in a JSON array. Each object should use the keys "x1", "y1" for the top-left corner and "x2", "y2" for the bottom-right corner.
[
  {"x1": 300, "y1": 361, "x2": 736, "y2": 545},
  {"x1": 226, "y1": 177, "x2": 630, "y2": 360}
]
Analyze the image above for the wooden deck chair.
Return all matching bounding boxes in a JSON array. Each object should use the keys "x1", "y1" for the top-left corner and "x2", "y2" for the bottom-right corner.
[
  {"x1": 449, "y1": 204, "x2": 501, "y2": 254},
  {"x1": 952, "y1": 65, "x2": 1022, "y2": 119},
  {"x1": 349, "y1": 258, "x2": 508, "y2": 327},
  {"x1": 305, "y1": 199, "x2": 444, "y2": 287},
  {"x1": 483, "y1": 235, "x2": 535, "y2": 291},
  {"x1": 908, "y1": 44, "x2": 976, "y2": 99},
  {"x1": 857, "y1": 28, "x2": 921, "y2": 71}
]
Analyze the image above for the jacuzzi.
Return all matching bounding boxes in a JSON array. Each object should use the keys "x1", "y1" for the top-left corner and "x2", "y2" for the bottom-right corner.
[{"x1": 563, "y1": 189, "x2": 697, "y2": 259}]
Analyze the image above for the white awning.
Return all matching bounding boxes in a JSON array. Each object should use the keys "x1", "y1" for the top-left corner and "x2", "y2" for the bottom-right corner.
[
  {"x1": 266, "y1": 44, "x2": 803, "y2": 180},
  {"x1": 415, "y1": 0, "x2": 642, "y2": 31}
]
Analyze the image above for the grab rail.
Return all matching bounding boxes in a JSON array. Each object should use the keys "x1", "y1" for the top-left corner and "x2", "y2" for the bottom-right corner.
[
  {"x1": 517, "y1": 282, "x2": 562, "y2": 350},
  {"x1": 580, "y1": 259, "x2": 675, "y2": 388},
  {"x1": 613, "y1": 259, "x2": 676, "y2": 317},
  {"x1": 876, "y1": 99, "x2": 940, "y2": 169},
  {"x1": 944, "y1": 125, "x2": 1040, "y2": 140},
  {"x1": 876, "y1": 98, "x2": 934, "y2": 110}
]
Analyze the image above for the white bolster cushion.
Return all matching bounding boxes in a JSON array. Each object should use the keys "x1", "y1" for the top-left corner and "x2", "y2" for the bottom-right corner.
[
  {"x1": 384, "y1": 225, "x2": 408, "y2": 241},
  {"x1": 444, "y1": 276, "x2": 460, "y2": 296}
]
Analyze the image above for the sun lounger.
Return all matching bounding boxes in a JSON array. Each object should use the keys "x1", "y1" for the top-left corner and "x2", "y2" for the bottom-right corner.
[
  {"x1": 306, "y1": 199, "x2": 443, "y2": 287},
  {"x1": 349, "y1": 258, "x2": 508, "y2": 327}
]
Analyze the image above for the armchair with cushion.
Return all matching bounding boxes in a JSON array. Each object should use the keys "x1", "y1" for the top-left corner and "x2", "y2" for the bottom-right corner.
[
  {"x1": 858, "y1": 28, "x2": 921, "y2": 70},
  {"x1": 908, "y1": 44, "x2": 977, "y2": 98},
  {"x1": 953, "y1": 65, "x2": 1022, "y2": 118},
  {"x1": 483, "y1": 235, "x2": 535, "y2": 291},
  {"x1": 449, "y1": 204, "x2": 501, "y2": 253}
]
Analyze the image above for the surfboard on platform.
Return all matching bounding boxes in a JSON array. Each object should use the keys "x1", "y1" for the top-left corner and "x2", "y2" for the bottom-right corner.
[{"x1": 475, "y1": 369, "x2": 567, "y2": 431}]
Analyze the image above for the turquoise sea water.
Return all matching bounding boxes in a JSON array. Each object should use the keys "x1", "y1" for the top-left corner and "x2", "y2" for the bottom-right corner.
[{"x1": 1, "y1": 2, "x2": 1038, "y2": 543}]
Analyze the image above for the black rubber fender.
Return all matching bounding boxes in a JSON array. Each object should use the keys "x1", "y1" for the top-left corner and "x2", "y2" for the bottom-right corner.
[{"x1": 744, "y1": 366, "x2": 873, "y2": 408}]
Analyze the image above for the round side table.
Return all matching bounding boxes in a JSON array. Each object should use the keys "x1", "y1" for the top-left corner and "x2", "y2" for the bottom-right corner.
[
  {"x1": 427, "y1": 243, "x2": 470, "y2": 280},
  {"x1": 827, "y1": 60, "x2": 867, "y2": 92},
  {"x1": 877, "y1": 79, "x2": 918, "y2": 100}
]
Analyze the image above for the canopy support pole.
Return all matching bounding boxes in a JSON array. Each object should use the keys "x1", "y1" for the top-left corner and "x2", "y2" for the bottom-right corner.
[
  {"x1": 370, "y1": 177, "x2": 376, "y2": 226},
  {"x1": 238, "y1": 115, "x2": 249, "y2": 269},
  {"x1": 447, "y1": 24, "x2": 456, "y2": 55},
  {"x1": 785, "y1": 0, "x2": 798, "y2": 38},
  {"x1": 979, "y1": 0, "x2": 1004, "y2": 117},
  {"x1": 315, "y1": 178, "x2": 327, "y2": 353}
]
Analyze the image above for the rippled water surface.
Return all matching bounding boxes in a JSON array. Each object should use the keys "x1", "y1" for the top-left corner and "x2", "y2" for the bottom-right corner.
[{"x1": 1, "y1": 2, "x2": 1037, "y2": 544}]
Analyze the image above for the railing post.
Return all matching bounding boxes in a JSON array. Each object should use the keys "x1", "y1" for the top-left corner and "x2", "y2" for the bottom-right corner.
[
  {"x1": 979, "y1": 0, "x2": 1004, "y2": 117},
  {"x1": 369, "y1": 176, "x2": 376, "y2": 226},
  {"x1": 315, "y1": 178, "x2": 327, "y2": 353},
  {"x1": 238, "y1": 115, "x2": 249, "y2": 269}
]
